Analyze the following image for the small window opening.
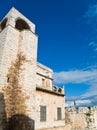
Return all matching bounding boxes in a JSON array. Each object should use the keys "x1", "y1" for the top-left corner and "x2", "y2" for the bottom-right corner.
[
  {"x1": 7, "y1": 77, "x2": 10, "y2": 83},
  {"x1": 0, "y1": 18, "x2": 8, "y2": 31},
  {"x1": 15, "y1": 19, "x2": 30, "y2": 31}
]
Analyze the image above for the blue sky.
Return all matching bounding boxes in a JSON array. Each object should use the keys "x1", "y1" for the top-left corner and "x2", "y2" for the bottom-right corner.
[{"x1": 1, "y1": 0, "x2": 97, "y2": 107}]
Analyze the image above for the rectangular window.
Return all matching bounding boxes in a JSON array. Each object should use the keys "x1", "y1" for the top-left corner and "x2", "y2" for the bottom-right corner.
[
  {"x1": 40, "y1": 106, "x2": 46, "y2": 122},
  {"x1": 57, "y1": 107, "x2": 62, "y2": 120}
]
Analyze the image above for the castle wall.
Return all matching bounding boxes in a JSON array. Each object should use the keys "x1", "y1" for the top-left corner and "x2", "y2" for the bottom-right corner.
[
  {"x1": 35, "y1": 90, "x2": 65, "y2": 130},
  {"x1": 16, "y1": 30, "x2": 38, "y2": 120},
  {"x1": 0, "y1": 26, "x2": 19, "y2": 88},
  {"x1": 65, "y1": 106, "x2": 97, "y2": 130},
  {"x1": 0, "y1": 25, "x2": 38, "y2": 129},
  {"x1": 36, "y1": 125, "x2": 71, "y2": 130},
  {"x1": 0, "y1": 25, "x2": 20, "y2": 130}
]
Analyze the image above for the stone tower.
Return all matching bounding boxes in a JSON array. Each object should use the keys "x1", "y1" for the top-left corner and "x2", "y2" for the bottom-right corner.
[{"x1": 0, "y1": 7, "x2": 38, "y2": 130}]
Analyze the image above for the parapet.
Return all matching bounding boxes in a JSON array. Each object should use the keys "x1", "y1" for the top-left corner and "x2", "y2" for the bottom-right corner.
[{"x1": 53, "y1": 85, "x2": 65, "y2": 95}]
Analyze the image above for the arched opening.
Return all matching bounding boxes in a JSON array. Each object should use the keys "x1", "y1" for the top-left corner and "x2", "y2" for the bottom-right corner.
[
  {"x1": 15, "y1": 19, "x2": 30, "y2": 31},
  {"x1": 0, "y1": 18, "x2": 8, "y2": 31}
]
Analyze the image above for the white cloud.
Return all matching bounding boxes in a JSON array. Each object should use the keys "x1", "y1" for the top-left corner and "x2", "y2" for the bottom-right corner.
[
  {"x1": 89, "y1": 41, "x2": 96, "y2": 46},
  {"x1": 66, "y1": 101, "x2": 74, "y2": 107},
  {"x1": 89, "y1": 41, "x2": 97, "y2": 52},
  {"x1": 53, "y1": 69, "x2": 97, "y2": 84},
  {"x1": 66, "y1": 99, "x2": 91, "y2": 107},
  {"x1": 84, "y1": 4, "x2": 97, "y2": 19},
  {"x1": 83, "y1": 3, "x2": 97, "y2": 53},
  {"x1": 66, "y1": 96, "x2": 79, "y2": 101},
  {"x1": 81, "y1": 84, "x2": 97, "y2": 99},
  {"x1": 76, "y1": 100, "x2": 91, "y2": 106},
  {"x1": 53, "y1": 68, "x2": 97, "y2": 107}
]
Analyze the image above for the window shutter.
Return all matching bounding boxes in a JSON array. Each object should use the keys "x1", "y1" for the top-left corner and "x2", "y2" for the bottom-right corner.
[
  {"x1": 57, "y1": 107, "x2": 62, "y2": 120},
  {"x1": 40, "y1": 106, "x2": 46, "y2": 122}
]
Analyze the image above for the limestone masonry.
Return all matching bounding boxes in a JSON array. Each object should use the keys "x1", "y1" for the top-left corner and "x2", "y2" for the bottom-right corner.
[
  {"x1": 65, "y1": 106, "x2": 97, "y2": 130},
  {"x1": 0, "y1": 8, "x2": 65, "y2": 130}
]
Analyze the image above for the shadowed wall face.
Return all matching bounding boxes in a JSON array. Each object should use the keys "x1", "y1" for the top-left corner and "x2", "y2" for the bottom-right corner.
[
  {"x1": 0, "y1": 92, "x2": 7, "y2": 130},
  {"x1": 8, "y1": 114, "x2": 35, "y2": 130},
  {"x1": 0, "y1": 92, "x2": 35, "y2": 130}
]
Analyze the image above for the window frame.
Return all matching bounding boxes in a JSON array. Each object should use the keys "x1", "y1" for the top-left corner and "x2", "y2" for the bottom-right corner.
[
  {"x1": 40, "y1": 105, "x2": 46, "y2": 122},
  {"x1": 57, "y1": 107, "x2": 62, "y2": 120}
]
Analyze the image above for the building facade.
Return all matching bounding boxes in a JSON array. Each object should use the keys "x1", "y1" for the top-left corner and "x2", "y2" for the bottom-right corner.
[{"x1": 0, "y1": 8, "x2": 65, "y2": 130}]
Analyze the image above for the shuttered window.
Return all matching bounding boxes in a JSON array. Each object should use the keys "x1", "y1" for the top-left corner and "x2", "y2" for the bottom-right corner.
[
  {"x1": 40, "y1": 106, "x2": 46, "y2": 122},
  {"x1": 57, "y1": 107, "x2": 62, "y2": 120}
]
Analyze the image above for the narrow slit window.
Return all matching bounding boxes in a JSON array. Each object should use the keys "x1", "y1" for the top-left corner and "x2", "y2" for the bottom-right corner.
[{"x1": 7, "y1": 77, "x2": 10, "y2": 83}]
